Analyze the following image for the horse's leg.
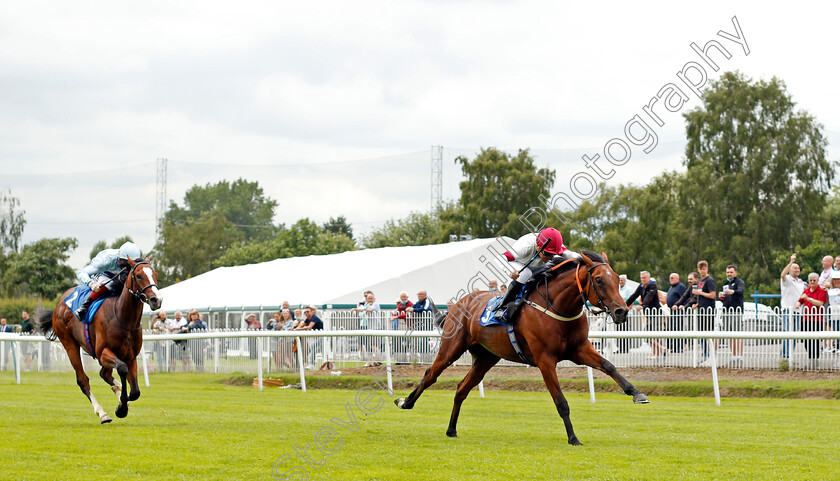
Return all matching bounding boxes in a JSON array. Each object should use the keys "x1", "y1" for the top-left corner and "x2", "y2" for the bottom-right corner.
[
  {"x1": 125, "y1": 357, "x2": 141, "y2": 402},
  {"x1": 99, "y1": 348, "x2": 131, "y2": 418},
  {"x1": 535, "y1": 354, "x2": 582, "y2": 445},
  {"x1": 570, "y1": 341, "x2": 649, "y2": 404},
  {"x1": 62, "y1": 338, "x2": 111, "y2": 423},
  {"x1": 445, "y1": 348, "x2": 500, "y2": 438},
  {"x1": 395, "y1": 331, "x2": 470, "y2": 410},
  {"x1": 99, "y1": 366, "x2": 123, "y2": 403}
]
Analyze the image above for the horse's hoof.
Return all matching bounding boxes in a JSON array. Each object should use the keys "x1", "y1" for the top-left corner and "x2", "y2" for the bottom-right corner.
[
  {"x1": 568, "y1": 437, "x2": 583, "y2": 446},
  {"x1": 115, "y1": 404, "x2": 128, "y2": 418},
  {"x1": 129, "y1": 390, "x2": 141, "y2": 402},
  {"x1": 633, "y1": 393, "x2": 650, "y2": 404},
  {"x1": 394, "y1": 398, "x2": 411, "y2": 410},
  {"x1": 100, "y1": 415, "x2": 112, "y2": 424},
  {"x1": 446, "y1": 430, "x2": 458, "y2": 438}
]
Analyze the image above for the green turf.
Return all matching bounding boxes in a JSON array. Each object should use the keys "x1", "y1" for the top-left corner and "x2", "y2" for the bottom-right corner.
[{"x1": 1, "y1": 371, "x2": 837, "y2": 481}]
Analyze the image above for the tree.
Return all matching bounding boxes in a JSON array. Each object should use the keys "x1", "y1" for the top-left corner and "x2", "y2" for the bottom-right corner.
[
  {"x1": 154, "y1": 179, "x2": 278, "y2": 284},
  {"x1": 1, "y1": 238, "x2": 78, "y2": 298},
  {"x1": 360, "y1": 212, "x2": 443, "y2": 248},
  {"x1": 166, "y1": 178, "x2": 277, "y2": 242},
  {"x1": 323, "y1": 215, "x2": 354, "y2": 240},
  {"x1": 681, "y1": 71, "x2": 835, "y2": 290},
  {"x1": 214, "y1": 218, "x2": 356, "y2": 267},
  {"x1": 156, "y1": 210, "x2": 243, "y2": 284},
  {"x1": 0, "y1": 189, "x2": 26, "y2": 253},
  {"x1": 440, "y1": 148, "x2": 555, "y2": 239}
]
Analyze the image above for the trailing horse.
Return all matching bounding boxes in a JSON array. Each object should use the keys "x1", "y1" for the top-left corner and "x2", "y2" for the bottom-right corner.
[
  {"x1": 34, "y1": 257, "x2": 162, "y2": 423},
  {"x1": 395, "y1": 251, "x2": 648, "y2": 445}
]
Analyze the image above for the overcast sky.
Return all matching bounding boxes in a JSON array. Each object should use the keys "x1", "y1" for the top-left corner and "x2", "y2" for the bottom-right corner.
[{"x1": 2, "y1": 1, "x2": 839, "y2": 269}]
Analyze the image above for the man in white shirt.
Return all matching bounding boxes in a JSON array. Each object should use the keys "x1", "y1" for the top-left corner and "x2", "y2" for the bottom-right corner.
[{"x1": 780, "y1": 254, "x2": 806, "y2": 359}]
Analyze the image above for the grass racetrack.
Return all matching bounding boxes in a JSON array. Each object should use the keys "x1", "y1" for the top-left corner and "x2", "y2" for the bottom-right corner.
[{"x1": 1, "y1": 371, "x2": 838, "y2": 481}]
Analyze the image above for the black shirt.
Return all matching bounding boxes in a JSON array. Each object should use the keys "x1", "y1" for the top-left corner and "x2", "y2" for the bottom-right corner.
[
  {"x1": 307, "y1": 315, "x2": 324, "y2": 330},
  {"x1": 697, "y1": 276, "x2": 717, "y2": 310}
]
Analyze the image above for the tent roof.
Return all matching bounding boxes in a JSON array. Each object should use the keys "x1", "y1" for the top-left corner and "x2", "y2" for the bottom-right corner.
[{"x1": 154, "y1": 237, "x2": 515, "y2": 312}]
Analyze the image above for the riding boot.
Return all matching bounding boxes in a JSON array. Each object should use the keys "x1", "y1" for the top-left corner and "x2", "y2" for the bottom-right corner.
[
  {"x1": 74, "y1": 296, "x2": 95, "y2": 321},
  {"x1": 494, "y1": 280, "x2": 524, "y2": 322}
]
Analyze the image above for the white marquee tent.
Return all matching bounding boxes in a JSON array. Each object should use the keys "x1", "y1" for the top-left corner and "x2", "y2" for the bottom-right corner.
[{"x1": 154, "y1": 237, "x2": 516, "y2": 312}]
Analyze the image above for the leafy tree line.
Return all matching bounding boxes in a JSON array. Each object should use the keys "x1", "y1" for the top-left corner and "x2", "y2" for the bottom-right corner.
[
  {"x1": 557, "y1": 72, "x2": 837, "y2": 297},
  {"x1": 1, "y1": 71, "x2": 837, "y2": 302}
]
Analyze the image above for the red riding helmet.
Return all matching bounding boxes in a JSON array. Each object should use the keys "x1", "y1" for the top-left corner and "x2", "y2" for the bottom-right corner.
[{"x1": 537, "y1": 227, "x2": 567, "y2": 255}]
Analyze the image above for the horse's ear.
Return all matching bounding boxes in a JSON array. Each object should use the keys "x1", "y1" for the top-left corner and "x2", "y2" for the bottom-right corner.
[
  {"x1": 579, "y1": 251, "x2": 594, "y2": 267},
  {"x1": 601, "y1": 250, "x2": 610, "y2": 265}
]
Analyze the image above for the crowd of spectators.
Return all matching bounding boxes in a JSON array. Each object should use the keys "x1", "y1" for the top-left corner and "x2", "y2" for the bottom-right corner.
[{"x1": 618, "y1": 253, "x2": 840, "y2": 368}]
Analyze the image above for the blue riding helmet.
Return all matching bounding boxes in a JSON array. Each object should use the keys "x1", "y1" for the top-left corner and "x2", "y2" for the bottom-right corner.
[{"x1": 118, "y1": 242, "x2": 142, "y2": 260}]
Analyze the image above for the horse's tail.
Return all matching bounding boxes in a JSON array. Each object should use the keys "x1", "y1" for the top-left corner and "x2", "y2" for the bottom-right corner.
[
  {"x1": 428, "y1": 297, "x2": 447, "y2": 329},
  {"x1": 33, "y1": 306, "x2": 55, "y2": 338}
]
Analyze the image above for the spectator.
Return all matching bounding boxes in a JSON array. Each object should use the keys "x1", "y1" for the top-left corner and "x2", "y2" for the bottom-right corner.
[
  {"x1": 795, "y1": 273, "x2": 827, "y2": 369},
  {"x1": 719, "y1": 265, "x2": 746, "y2": 366},
  {"x1": 0, "y1": 318, "x2": 12, "y2": 371},
  {"x1": 295, "y1": 306, "x2": 324, "y2": 369},
  {"x1": 615, "y1": 274, "x2": 637, "y2": 354},
  {"x1": 625, "y1": 271, "x2": 667, "y2": 359},
  {"x1": 673, "y1": 272, "x2": 700, "y2": 352},
  {"x1": 824, "y1": 272, "x2": 840, "y2": 357},
  {"x1": 244, "y1": 313, "x2": 262, "y2": 360},
  {"x1": 835, "y1": 256, "x2": 840, "y2": 271},
  {"x1": 390, "y1": 291, "x2": 414, "y2": 330},
  {"x1": 151, "y1": 311, "x2": 168, "y2": 370},
  {"x1": 276, "y1": 309, "x2": 296, "y2": 370},
  {"x1": 168, "y1": 311, "x2": 187, "y2": 332},
  {"x1": 694, "y1": 260, "x2": 717, "y2": 366},
  {"x1": 819, "y1": 255, "x2": 834, "y2": 289},
  {"x1": 499, "y1": 284, "x2": 507, "y2": 294},
  {"x1": 780, "y1": 254, "x2": 805, "y2": 360},
  {"x1": 665, "y1": 273, "x2": 687, "y2": 352},
  {"x1": 266, "y1": 311, "x2": 282, "y2": 331},
  {"x1": 166, "y1": 311, "x2": 189, "y2": 371},
  {"x1": 184, "y1": 310, "x2": 207, "y2": 372},
  {"x1": 351, "y1": 293, "x2": 381, "y2": 367},
  {"x1": 20, "y1": 310, "x2": 34, "y2": 371},
  {"x1": 406, "y1": 290, "x2": 434, "y2": 330}
]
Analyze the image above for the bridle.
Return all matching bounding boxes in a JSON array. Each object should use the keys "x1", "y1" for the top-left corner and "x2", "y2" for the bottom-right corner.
[
  {"x1": 113, "y1": 260, "x2": 159, "y2": 331},
  {"x1": 527, "y1": 255, "x2": 613, "y2": 322}
]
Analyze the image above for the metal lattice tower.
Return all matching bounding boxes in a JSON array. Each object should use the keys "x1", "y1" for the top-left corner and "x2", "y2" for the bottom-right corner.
[
  {"x1": 431, "y1": 145, "x2": 443, "y2": 213},
  {"x1": 155, "y1": 158, "x2": 168, "y2": 245}
]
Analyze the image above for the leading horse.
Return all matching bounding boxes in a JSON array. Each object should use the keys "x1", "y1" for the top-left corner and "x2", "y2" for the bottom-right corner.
[
  {"x1": 34, "y1": 257, "x2": 162, "y2": 423},
  {"x1": 395, "y1": 251, "x2": 648, "y2": 445}
]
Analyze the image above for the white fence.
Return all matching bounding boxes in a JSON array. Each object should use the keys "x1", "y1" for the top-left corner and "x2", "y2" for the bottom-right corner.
[{"x1": 2, "y1": 307, "x2": 839, "y2": 404}]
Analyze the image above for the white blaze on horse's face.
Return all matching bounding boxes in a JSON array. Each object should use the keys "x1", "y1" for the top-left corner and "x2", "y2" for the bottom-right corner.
[{"x1": 142, "y1": 267, "x2": 161, "y2": 299}]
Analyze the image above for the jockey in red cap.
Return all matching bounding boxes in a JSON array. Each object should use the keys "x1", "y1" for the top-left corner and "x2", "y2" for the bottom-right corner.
[{"x1": 493, "y1": 228, "x2": 568, "y2": 322}]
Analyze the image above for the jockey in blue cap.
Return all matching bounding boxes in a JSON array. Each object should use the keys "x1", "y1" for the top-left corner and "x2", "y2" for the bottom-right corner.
[
  {"x1": 73, "y1": 241, "x2": 143, "y2": 320},
  {"x1": 493, "y1": 227, "x2": 568, "y2": 323}
]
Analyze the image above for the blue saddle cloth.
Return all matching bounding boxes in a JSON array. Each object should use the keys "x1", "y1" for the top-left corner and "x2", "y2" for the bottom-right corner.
[
  {"x1": 64, "y1": 286, "x2": 112, "y2": 324},
  {"x1": 478, "y1": 295, "x2": 506, "y2": 327}
]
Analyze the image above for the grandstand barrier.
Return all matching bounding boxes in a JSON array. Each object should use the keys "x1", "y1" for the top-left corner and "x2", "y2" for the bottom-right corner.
[{"x1": 3, "y1": 306, "x2": 839, "y2": 406}]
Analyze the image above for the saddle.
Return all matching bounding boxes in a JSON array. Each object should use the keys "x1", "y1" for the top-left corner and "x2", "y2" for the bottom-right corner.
[{"x1": 64, "y1": 286, "x2": 114, "y2": 324}]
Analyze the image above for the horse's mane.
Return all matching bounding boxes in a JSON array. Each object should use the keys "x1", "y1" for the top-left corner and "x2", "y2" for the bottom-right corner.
[
  {"x1": 580, "y1": 250, "x2": 604, "y2": 263},
  {"x1": 536, "y1": 250, "x2": 606, "y2": 281}
]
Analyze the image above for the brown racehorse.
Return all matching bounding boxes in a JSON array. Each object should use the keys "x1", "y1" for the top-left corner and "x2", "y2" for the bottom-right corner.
[
  {"x1": 395, "y1": 250, "x2": 648, "y2": 445},
  {"x1": 34, "y1": 257, "x2": 162, "y2": 423}
]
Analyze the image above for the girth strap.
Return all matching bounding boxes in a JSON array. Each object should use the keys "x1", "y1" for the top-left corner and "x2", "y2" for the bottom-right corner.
[
  {"x1": 524, "y1": 300, "x2": 584, "y2": 321},
  {"x1": 84, "y1": 324, "x2": 97, "y2": 360},
  {"x1": 505, "y1": 323, "x2": 534, "y2": 366}
]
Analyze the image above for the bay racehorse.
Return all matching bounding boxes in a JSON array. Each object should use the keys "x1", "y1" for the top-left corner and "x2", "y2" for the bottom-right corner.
[
  {"x1": 395, "y1": 250, "x2": 648, "y2": 445},
  {"x1": 34, "y1": 257, "x2": 162, "y2": 423}
]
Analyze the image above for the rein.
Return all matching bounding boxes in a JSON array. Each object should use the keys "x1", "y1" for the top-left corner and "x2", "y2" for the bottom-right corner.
[{"x1": 112, "y1": 261, "x2": 158, "y2": 331}]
